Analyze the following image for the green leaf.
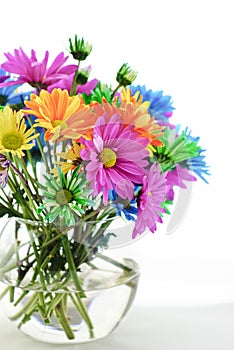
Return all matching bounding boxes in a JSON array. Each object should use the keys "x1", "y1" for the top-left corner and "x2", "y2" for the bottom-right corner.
[
  {"x1": 12, "y1": 189, "x2": 26, "y2": 202},
  {"x1": 0, "y1": 205, "x2": 17, "y2": 218}
]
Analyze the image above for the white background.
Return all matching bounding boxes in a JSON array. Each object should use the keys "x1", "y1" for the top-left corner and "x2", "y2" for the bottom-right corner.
[{"x1": 0, "y1": 0, "x2": 234, "y2": 348}]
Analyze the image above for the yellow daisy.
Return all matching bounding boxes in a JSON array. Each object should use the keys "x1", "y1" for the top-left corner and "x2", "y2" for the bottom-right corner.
[
  {"x1": 0, "y1": 106, "x2": 39, "y2": 158},
  {"x1": 121, "y1": 87, "x2": 150, "y2": 109},
  {"x1": 51, "y1": 142, "x2": 85, "y2": 176}
]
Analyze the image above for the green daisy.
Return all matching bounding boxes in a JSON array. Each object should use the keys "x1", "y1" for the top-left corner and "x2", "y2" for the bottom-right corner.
[
  {"x1": 38, "y1": 168, "x2": 94, "y2": 226},
  {"x1": 153, "y1": 127, "x2": 201, "y2": 172}
]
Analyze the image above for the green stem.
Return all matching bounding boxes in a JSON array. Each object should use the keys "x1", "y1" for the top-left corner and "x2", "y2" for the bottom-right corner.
[
  {"x1": 70, "y1": 61, "x2": 81, "y2": 96},
  {"x1": 111, "y1": 83, "x2": 121, "y2": 100},
  {"x1": 0, "y1": 286, "x2": 10, "y2": 300},
  {"x1": 82, "y1": 209, "x2": 100, "y2": 221},
  {"x1": 44, "y1": 293, "x2": 65, "y2": 319},
  {"x1": 27, "y1": 228, "x2": 47, "y2": 293},
  {"x1": 40, "y1": 231, "x2": 65, "y2": 249},
  {"x1": 46, "y1": 141, "x2": 53, "y2": 168},
  {"x1": 14, "y1": 290, "x2": 29, "y2": 307},
  {"x1": 96, "y1": 252, "x2": 132, "y2": 272},
  {"x1": 0, "y1": 201, "x2": 20, "y2": 217},
  {"x1": 61, "y1": 235, "x2": 86, "y2": 297},
  {"x1": 0, "y1": 192, "x2": 10, "y2": 206},
  {"x1": 0, "y1": 262, "x2": 18, "y2": 274},
  {"x1": 53, "y1": 139, "x2": 58, "y2": 163},
  {"x1": 0, "y1": 187, "x2": 9, "y2": 201},
  {"x1": 54, "y1": 297, "x2": 75, "y2": 340},
  {"x1": 10, "y1": 157, "x2": 39, "y2": 219},
  {"x1": 70, "y1": 292, "x2": 94, "y2": 338},
  {"x1": 9, "y1": 286, "x2": 15, "y2": 302},
  {"x1": 26, "y1": 150, "x2": 38, "y2": 179},
  {"x1": 9, "y1": 292, "x2": 38, "y2": 321},
  {"x1": 27, "y1": 116, "x2": 50, "y2": 173},
  {"x1": 7, "y1": 177, "x2": 33, "y2": 219},
  {"x1": 18, "y1": 157, "x2": 41, "y2": 200}
]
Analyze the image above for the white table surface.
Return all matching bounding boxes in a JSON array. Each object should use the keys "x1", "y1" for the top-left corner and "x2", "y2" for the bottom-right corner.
[{"x1": 1, "y1": 302, "x2": 234, "y2": 350}]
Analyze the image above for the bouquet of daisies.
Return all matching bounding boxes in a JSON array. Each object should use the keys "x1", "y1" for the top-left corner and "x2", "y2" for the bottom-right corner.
[{"x1": 0, "y1": 35, "x2": 209, "y2": 340}]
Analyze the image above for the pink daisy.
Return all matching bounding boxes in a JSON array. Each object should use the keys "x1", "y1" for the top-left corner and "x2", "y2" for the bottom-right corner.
[
  {"x1": 47, "y1": 72, "x2": 98, "y2": 95},
  {"x1": 0, "y1": 48, "x2": 77, "y2": 91},
  {"x1": 132, "y1": 163, "x2": 167, "y2": 238},
  {"x1": 80, "y1": 113, "x2": 150, "y2": 205},
  {"x1": 166, "y1": 165, "x2": 197, "y2": 201}
]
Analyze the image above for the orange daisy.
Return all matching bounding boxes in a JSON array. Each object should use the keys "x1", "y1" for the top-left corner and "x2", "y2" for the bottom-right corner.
[
  {"x1": 60, "y1": 106, "x2": 97, "y2": 140},
  {"x1": 24, "y1": 88, "x2": 87, "y2": 141},
  {"x1": 91, "y1": 100, "x2": 164, "y2": 146}
]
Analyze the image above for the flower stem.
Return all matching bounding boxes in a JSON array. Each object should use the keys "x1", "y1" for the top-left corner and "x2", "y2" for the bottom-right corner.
[
  {"x1": 46, "y1": 141, "x2": 53, "y2": 168},
  {"x1": 111, "y1": 83, "x2": 121, "y2": 100},
  {"x1": 26, "y1": 227, "x2": 47, "y2": 295},
  {"x1": 26, "y1": 150, "x2": 38, "y2": 179},
  {"x1": 70, "y1": 62, "x2": 80, "y2": 96},
  {"x1": 70, "y1": 292, "x2": 94, "y2": 339},
  {"x1": 54, "y1": 297, "x2": 75, "y2": 340},
  {"x1": 61, "y1": 234, "x2": 86, "y2": 297},
  {"x1": 0, "y1": 286, "x2": 10, "y2": 300},
  {"x1": 10, "y1": 160, "x2": 39, "y2": 219},
  {"x1": 18, "y1": 157, "x2": 41, "y2": 200},
  {"x1": 96, "y1": 252, "x2": 132, "y2": 272},
  {"x1": 9, "y1": 292, "x2": 38, "y2": 321},
  {"x1": 44, "y1": 293, "x2": 65, "y2": 319},
  {"x1": 27, "y1": 116, "x2": 50, "y2": 173},
  {"x1": 53, "y1": 139, "x2": 58, "y2": 163}
]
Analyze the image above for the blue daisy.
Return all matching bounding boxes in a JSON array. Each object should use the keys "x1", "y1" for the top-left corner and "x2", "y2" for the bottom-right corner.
[
  {"x1": 0, "y1": 68, "x2": 45, "y2": 158},
  {"x1": 130, "y1": 84, "x2": 175, "y2": 123},
  {"x1": 109, "y1": 190, "x2": 138, "y2": 221},
  {"x1": 0, "y1": 68, "x2": 32, "y2": 107},
  {"x1": 181, "y1": 127, "x2": 210, "y2": 183}
]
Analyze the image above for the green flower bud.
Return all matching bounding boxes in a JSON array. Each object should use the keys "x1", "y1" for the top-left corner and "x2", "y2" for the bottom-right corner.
[
  {"x1": 75, "y1": 67, "x2": 90, "y2": 85},
  {"x1": 69, "y1": 35, "x2": 92, "y2": 61},
  {"x1": 116, "y1": 63, "x2": 137, "y2": 87}
]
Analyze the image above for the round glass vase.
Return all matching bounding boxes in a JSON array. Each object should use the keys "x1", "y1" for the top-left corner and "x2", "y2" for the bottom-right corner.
[{"x1": 0, "y1": 217, "x2": 140, "y2": 344}]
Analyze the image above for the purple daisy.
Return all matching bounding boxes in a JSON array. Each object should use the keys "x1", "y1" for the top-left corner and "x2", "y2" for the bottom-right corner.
[
  {"x1": 0, "y1": 48, "x2": 77, "y2": 92},
  {"x1": 0, "y1": 154, "x2": 11, "y2": 188},
  {"x1": 132, "y1": 163, "x2": 167, "y2": 238},
  {"x1": 80, "y1": 113, "x2": 150, "y2": 205}
]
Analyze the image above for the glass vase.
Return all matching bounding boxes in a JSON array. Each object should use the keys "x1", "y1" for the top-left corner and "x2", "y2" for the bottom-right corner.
[{"x1": 0, "y1": 217, "x2": 140, "y2": 344}]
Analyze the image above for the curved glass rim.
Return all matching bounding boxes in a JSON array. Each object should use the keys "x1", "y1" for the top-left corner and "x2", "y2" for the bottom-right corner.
[
  {"x1": 0, "y1": 257, "x2": 140, "y2": 293},
  {"x1": 9, "y1": 214, "x2": 121, "y2": 227}
]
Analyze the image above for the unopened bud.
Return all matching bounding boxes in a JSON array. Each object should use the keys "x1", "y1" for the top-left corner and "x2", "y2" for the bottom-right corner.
[
  {"x1": 75, "y1": 67, "x2": 91, "y2": 85},
  {"x1": 69, "y1": 35, "x2": 92, "y2": 61},
  {"x1": 116, "y1": 63, "x2": 137, "y2": 87}
]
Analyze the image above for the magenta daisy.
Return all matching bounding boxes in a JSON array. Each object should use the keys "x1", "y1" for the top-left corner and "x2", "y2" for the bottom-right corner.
[
  {"x1": 132, "y1": 163, "x2": 167, "y2": 238},
  {"x1": 47, "y1": 68, "x2": 98, "y2": 95},
  {"x1": 80, "y1": 113, "x2": 150, "y2": 205},
  {"x1": 166, "y1": 165, "x2": 197, "y2": 201},
  {"x1": 0, "y1": 48, "x2": 77, "y2": 92}
]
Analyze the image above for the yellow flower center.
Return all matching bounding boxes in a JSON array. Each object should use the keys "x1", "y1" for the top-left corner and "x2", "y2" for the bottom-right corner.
[
  {"x1": 147, "y1": 191, "x2": 152, "y2": 196},
  {"x1": 99, "y1": 147, "x2": 117, "y2": 168},
  {"x1": 52, "y1": 120, "x2": 67, "y2": 129},
  {"x1": 56, "y1": 189, "x2": 73, "y2": 205},
  {"x1": 2, "y1": 132, "x2": 23, "y2": 150}
]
